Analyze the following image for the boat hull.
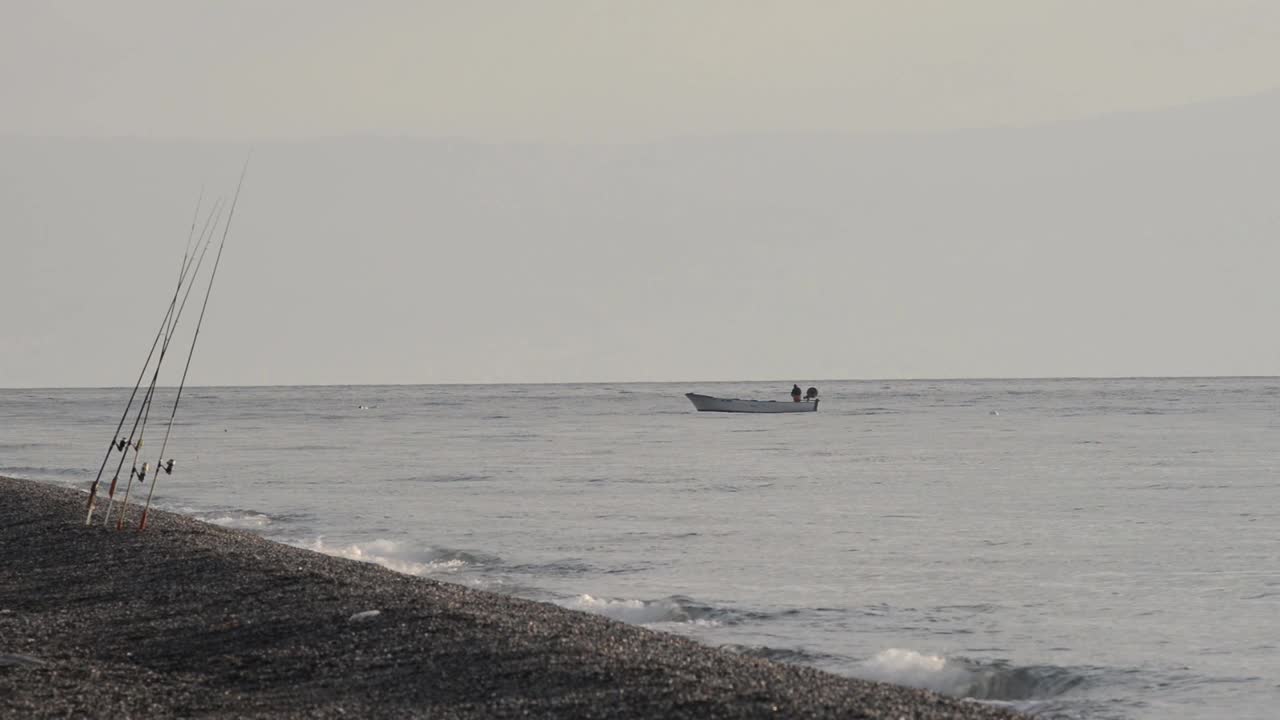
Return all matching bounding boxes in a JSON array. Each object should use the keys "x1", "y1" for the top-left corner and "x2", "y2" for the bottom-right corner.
[{"x1": 685, "y1": 393, "x2": 819, "y2": 413}]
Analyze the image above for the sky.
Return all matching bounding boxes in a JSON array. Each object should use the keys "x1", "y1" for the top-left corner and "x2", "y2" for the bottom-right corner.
[
  {"x1": 4, "y1": 1, "x2": 1280, "y2": 386},
  {"x1": 6, "y1": 1, "x2": 1280, "y2": 140}
]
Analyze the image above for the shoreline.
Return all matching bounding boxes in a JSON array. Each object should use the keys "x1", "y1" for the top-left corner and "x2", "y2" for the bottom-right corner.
[{"x1": 0, "y1": 476, "x2": 1022, "y2": 719}]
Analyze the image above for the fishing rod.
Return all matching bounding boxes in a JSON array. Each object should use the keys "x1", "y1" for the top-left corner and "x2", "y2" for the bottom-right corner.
[
  {"x1": 96, "y1": 198, "x2": 224, "y2": 525},
  {"x1": 139, "y1": 160, "x2": 249, "y2": 532},
  {"x1": 101, "y1": 200, "x2": 225, "y2": 527},
  {"x1": 90, "y1": 198, "x2": 220, "y2": 525},
  {"x1": 100, "y1": 203, "x2": 222, "y2": 527},
  {"x1": 108, "y1": 386, "x2": 156, "y2": 528},
  {"x1": 85, "y1": 191, "x2": 205, "y2": 525}
]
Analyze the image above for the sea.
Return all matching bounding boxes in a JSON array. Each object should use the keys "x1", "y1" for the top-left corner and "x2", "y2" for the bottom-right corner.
[{"x1": 3, "y1": 378, "x2": 1278, "y2": 719}]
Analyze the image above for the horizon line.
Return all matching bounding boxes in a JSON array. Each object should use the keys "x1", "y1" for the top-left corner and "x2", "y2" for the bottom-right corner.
[{"x1": 4, "y1": 374, "x2": 1278, "y2": 392}]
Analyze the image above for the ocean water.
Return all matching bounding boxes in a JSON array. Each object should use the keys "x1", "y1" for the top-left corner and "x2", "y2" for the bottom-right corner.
[{"x1": 3, "y1": 378, "x2": 1279, "y2": 719}]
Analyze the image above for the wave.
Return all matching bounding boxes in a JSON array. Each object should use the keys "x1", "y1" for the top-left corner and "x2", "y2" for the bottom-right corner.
[
  {"x1": 0, "y1": 465, "x2": 90, "y2": 479},
  {"x1": 503, "y1": 559, "x2": 611, "y2": 577},
  {"x1": 385, "y1": 473, "x2": 493, "y2": 484},
  {"x1": 194, "y1": 510, "x2": 273, "y2": 529},
  {"x1": 558, "y1": 594, "x2": 770, "y2": 626},
  {"x1": 160, "y1": 502, "x2": 315, "y2": 532},
  {"x1": 854, "y1": 648, "x2": 1087, "y2": 702},
  {"x1": 721, "y1": 644, "x2": 844, "y2": 666},
  {"x1": 301, "y1": 537, "x2": 498, "y2": 577},
  {"x1": 0, "y1": 443, "x2": 52, "y2": 451}
]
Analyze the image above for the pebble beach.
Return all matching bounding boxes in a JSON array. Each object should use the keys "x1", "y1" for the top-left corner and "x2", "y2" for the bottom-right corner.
[{"x1": 0, "y1": 475, "x2": 1023, "y2": 719}]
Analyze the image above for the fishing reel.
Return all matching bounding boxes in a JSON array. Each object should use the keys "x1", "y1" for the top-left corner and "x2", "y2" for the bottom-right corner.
[
  {"x1": 160, "y1": 459, "x2": 175, "y2": 475},
  {"x1": 133, "y1": 462, "x2": 150, "y2": 482},
  {"x1": 115, "y1": 438, "x2": 128, "y2": 451}
]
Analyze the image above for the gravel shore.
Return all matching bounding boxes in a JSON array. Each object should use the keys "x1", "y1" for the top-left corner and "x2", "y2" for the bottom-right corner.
[{"x1": 0, "y1": 476, "x2": 1023, "y2": 719}]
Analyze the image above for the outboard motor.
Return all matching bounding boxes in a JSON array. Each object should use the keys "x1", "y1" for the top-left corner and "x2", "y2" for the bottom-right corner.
[{"x1": 805, "y1": 387, "x2": 819, "y2": 400}]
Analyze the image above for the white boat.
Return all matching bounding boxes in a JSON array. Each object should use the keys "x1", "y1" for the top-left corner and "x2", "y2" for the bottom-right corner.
[{"x1": 685, "y1": 392, "x2": 819, "y2": 413}]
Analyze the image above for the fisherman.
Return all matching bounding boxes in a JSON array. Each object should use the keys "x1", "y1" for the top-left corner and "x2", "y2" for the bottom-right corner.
[
  {"x1": 805, "y1": 386, "x2": 819, "y2": 401},
  {"x1": 791, "y1": 384, "x2": 802, "y2": 402}
]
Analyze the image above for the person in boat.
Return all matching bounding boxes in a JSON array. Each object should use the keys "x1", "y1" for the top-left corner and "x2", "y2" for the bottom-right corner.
[
  {"x1": 791, "y1": 384, "x2": 802, "y2": 402},
  {"x1": 805, "y1": 387, "x2": 819, "y2": 401}
]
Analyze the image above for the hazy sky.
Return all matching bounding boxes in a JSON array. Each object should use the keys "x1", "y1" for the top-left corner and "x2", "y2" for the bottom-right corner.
[
  {"x1": 5, "y1": 2, "x2": 1280, "y2": 387},
  {"x1": 5, "y1": 1, "x2": 1280, "y2": 140}
]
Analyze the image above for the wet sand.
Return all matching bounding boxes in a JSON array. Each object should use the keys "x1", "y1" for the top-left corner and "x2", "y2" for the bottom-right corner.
[{"x1": 0, "y1": 475, "x2": 1023, "y2": 719}]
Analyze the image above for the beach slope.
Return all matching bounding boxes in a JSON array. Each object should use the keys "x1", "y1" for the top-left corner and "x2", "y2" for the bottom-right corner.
[{"x1": 0, "y1": 476, "x2": 1021, "y2": 719}]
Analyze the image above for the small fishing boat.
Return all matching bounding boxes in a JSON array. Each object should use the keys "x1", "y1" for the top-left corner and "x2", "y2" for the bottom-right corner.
[{"x1": 685, "y1": 392, "x2": 819, "y2": 413}]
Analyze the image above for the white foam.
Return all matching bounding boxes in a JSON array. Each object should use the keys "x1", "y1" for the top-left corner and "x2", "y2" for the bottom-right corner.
[
  {"x1": 855, "y1": 648, "x2": 975, "y2": 695},
  {"x1": 348, "y1": 610, "x2": 382, "y2": 622},
  {"x1": 559, "y1": 594, "x2": 718, "y2": 626},
  {"x1": 162, "y1": 503, "x2": 274, "y2": 530},
  {"x1": 855, "y1": 649, "x2": 1084, "y2": 702},
  {"x1": 303, "y1": 538, "x2": 467, "y2": 576},
  {"x1": 202, "y1": 513, "x2": 272, "y2": 529}
]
